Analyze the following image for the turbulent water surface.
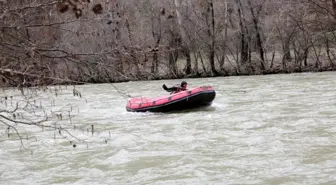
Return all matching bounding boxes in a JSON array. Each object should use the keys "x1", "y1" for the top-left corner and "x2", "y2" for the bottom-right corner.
[{"x1": 1, "y1": 72, "x2": 336, "y2": 185}]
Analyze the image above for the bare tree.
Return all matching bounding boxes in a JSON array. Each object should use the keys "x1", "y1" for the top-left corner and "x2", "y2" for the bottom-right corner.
[
  {"x1": 173, "y1": 0, "x2": 192, "y2": 75},
  {"x1": 247, "y1": 0, "x2": 266, "y2": 71},
  {"x1": 236, "y1": 0, "x2": 249, "y2": 65}
]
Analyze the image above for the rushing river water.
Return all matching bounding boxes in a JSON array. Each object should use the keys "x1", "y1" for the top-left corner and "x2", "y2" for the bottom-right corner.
[{"x1": 1, "y1": 72, "x2": 336, "y2": 185}]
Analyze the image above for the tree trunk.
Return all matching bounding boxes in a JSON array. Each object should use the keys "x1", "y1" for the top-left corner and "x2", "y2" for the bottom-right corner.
[
  {"x1": 152, "y1": 52, "x2": 159, "y2": 74},
  {"x1": 173, "y1": 0, "x2": 191, "y2": 75},
  {"x1": 206, "y1": 0, "x2": 217, "y2": 75},
  {"x1": 112, "y1": 1, "x2": 124, "y2": 78},
  {"x1": 220, "y1": 0, "x2": 228, "y2": 71},
  {"x1": 184, "y1": 50, "x2": 191, "y2": 74},
  {"x1": 325, "y1": 34, "x2": 335, "y2": 68},
  {"x1": 283, "y1": 38, "x2": 291, "y2": 61},
  {"x1": 168, "y1": 46, "x2": 178, "y2": 77},
  {"x1": 199, "y1": 52, "x2": 208, "y2": 74},
  {"x1": 150, "y1": 11, "x2": 162, "y2": 75},
  {"x1": 248, "y1": 0, "x2": 265, "y2": 70},
  {"x1": 255, "y1": 25, "x2": 265, "y2": 70},
  {"x1": 332, "y1": 0, "x2": 336, "y2": 19},
  {"x1": 237, "y1": 0, "x2": 249, "y2": 64},
  {"x1": 303, "y1": 48, "x2": 308, "y2": 67},
  {"x1": 193, "y1": 52, "x2": 199, "y2": 74},
  {"x1": 125, "y1": 19, "x2": 140, "y2": 77}
]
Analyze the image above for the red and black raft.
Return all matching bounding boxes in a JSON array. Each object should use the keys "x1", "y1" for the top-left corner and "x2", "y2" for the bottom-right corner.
[{"x1": 126, "y1": 86, "x2": 216, "y2": 112}]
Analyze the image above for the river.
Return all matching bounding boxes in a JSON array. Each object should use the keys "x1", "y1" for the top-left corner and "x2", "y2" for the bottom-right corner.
[{"x1": 1, "y1": 72, "x2": 336, "y2": 184}]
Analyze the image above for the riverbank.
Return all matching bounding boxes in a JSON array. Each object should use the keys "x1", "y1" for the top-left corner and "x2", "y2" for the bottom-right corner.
[
  {"x1": 62, "y1": 62, "x2": 336, "y2": 85},
  {"x1": 1, "y1": 63, "x2": 336, "y2": 88}
]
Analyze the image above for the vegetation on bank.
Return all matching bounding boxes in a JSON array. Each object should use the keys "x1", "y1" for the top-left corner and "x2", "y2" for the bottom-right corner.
[{"x1": 1, "y1": 0, "x2": 336, "y2": 87}]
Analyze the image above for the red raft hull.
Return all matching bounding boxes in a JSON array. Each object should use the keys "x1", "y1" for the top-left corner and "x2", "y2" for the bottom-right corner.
[{"x1": 126, "y1": 86, "x2": 216, "y2": 112}]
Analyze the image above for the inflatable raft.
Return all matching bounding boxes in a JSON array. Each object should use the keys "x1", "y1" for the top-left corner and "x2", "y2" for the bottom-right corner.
[{"x1": 126, "y1": 86, "x2": 216, "y2": 112}]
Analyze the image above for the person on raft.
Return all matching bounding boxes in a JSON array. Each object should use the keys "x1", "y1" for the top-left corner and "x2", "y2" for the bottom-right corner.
[{"x1": 162, "y1": 81, "x2": 188, "y2": 94}]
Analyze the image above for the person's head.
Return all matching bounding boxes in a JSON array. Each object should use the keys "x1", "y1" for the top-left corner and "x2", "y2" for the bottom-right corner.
[{"x1": 181, "y1": 81, "x2": 187, "y2": 88}]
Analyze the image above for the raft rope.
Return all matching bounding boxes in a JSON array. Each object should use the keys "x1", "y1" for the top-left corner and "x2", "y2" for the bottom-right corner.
[
  {"x1": 216, "y1": 89, "x2": 247, "y2": 96},
  {"x1": 218, "y1": 90, "x2": 247, "y2": 93},
  {"x1": 108, "y1": 83, "x2": 134, "y2": 99}
]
